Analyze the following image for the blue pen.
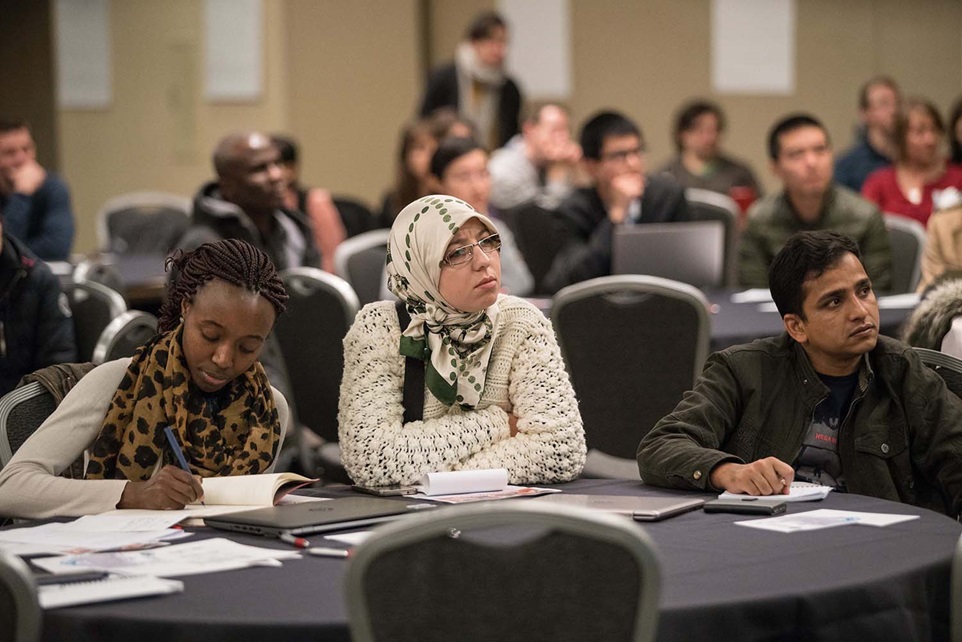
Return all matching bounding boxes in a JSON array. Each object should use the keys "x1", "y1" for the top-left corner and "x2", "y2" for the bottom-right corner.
[{"x1": 163, "y1": 426, "x2": 205, "y2": 505}]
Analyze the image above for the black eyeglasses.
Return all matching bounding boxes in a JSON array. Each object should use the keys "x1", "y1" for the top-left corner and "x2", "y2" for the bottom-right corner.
[
  {"x1": 440, "y1": 234, "x2": 502, "y2": 266},
  {"x1": 600, "y1": 146, "x2": 644, "y2": 163}
]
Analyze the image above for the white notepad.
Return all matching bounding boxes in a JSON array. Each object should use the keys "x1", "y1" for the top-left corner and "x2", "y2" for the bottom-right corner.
[
  {"x1": 720, "y1": 482, "x2": 832, "y2": 503},
  {"x1": 38, "y1": 575, "x2": 184, "y2": 609}
]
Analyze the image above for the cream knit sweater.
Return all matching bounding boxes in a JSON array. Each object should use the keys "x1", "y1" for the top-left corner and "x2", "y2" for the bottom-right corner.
[
  {"x1": 0, "y1": 358, "x2": 290, "y2": 520},
  {"x1": 338, "y1": 295, "x2": 586, "y2": 487}
]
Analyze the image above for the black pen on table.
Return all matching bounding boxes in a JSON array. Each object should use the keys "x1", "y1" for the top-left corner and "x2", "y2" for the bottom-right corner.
[{"x1": 163, "y1": 426, "x2": 205, "y2": 506}]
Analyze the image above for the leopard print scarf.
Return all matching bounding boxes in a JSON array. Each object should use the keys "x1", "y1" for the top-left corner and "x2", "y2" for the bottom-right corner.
[{"x1": 86, "y1": 323, "x2": 280, "y2": 480}]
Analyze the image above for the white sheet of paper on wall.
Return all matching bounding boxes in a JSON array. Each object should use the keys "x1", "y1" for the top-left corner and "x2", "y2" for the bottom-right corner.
[
  {"x1": 55, "y1": 0, "x2": 112, "y2": 109},
  {"x1": 498, "y1": 0, "x2": 572, "y2": 99},
  {"x1": 204, "y1": 0, "x2": 263, "y2": 102},
  {"x1": 711, "y1": 0, "x2": 795, "y2": 95}
]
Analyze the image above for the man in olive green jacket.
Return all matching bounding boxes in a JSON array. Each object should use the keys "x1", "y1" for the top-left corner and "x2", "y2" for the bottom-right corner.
[
  {"x1": 738, "y1": 114, "x2": 892, "y2": 292},
  {"x1": 638, "y1": 231, "x2": 962, "y2": 517}
]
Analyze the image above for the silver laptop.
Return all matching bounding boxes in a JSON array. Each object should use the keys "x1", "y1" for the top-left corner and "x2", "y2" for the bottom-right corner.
[
  {"x1": 534, "y1": 494, "x2": 706, "y2": 522},
  {"x1": 611, "y1": 221, "x2": 725, "y2": 287},
  {"x1": 204, "y1": 496, "x2": 434, "y2": 537}
]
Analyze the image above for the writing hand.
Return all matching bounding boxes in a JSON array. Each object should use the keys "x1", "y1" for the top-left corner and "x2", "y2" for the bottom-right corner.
[
  {"x1": 117, "y1": 465, "x2": 205, "y2": 509},
  {"x1": 709, "y1": 457, "x2": 794, "y2": 496}
]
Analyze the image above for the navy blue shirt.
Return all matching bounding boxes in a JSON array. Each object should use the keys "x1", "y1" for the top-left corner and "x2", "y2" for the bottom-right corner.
[
  {"x1": 834, "y1": 138, "x2": 891, "y2": 193},
  {"x1": 0, "y1": 173, "x2": 75, "y2": 261}
]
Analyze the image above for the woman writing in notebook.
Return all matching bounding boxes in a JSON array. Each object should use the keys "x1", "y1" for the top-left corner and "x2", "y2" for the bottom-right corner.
[
  {"x1": 0, "y1": 239, "x2": 291, "y2": 519},
  {"x1": 338, "y1": 195, "x2": 586, "y2": 487}
]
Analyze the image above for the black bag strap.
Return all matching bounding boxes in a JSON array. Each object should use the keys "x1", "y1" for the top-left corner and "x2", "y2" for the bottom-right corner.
[{"x1": 395, "y1": 300, "x2": 424, "y2": 423}]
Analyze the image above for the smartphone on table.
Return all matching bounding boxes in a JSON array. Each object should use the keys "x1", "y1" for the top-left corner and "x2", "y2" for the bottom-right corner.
[{"x1": 353, "y1": 484, "x2": 418, "y2": 497}]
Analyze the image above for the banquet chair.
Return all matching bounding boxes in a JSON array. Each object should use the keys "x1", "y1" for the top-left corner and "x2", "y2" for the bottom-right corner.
[
  {"x1": 0, "y1": 382, "x2": 56, "y2": 470},
  {"x1": 508, "y1": 203, "x2": 573, "y2": 295},
  {"x1": 333, "y1": 196, "x2": 376, "y2": 238},
  {"x1": 685, "y1": 188, "x2": 739, "y2": 287},
  {"x1": 72, "y1": 256, "x2": 127, "y2": 301},
  {"x1": 275, "y1": 268, "x2": 359, "y2": 480},
  {"x1": 884, "y1": 214, "x2": 925, "y2": 294},
  {"x1": 333, "y1": 229, "x2": 391, "y2": 307},
  {"x1": 91, "y1": 310, "x2": 158, "y2": 364},
  {"x1": 345, "y1": 501, "x2": 661, "y2": 642},
  {"x1": 552, "y1": 276, "x2": 710, "y2": 478},
  {"x1": 913, "y1": 347, "x2": 962, "y2": 400},
  {"x1": 63, "y1": 281, "x2": 128, "y2": 363},
  {"x1": 0, "y1": 550, "x2": 40, "y2": 642},
  {"x1": 96, "y1": 191, "x2": 190, "y2": 255}
]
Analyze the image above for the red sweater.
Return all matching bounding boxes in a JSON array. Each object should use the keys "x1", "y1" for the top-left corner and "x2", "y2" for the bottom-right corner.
[{"x1": 862, "y1": 164, "x2": 962, "y2": 226}]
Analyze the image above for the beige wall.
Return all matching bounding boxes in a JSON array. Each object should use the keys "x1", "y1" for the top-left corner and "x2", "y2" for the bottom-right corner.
[
  {"x1": 58, "y1": 0, "x2": 289, "y2": 252},
  {"x1": 0, "y1": 0, "x2": 58, "y2": 169},
  {"x1": 284, "y1": 0, "x2": 420, "y2": 209},
  {"x1": 53, "y1": 0, "x2": 962, "y2": 253},
  {"x1": 435, "y1": 0, "x2": 962, "y2": 193}
]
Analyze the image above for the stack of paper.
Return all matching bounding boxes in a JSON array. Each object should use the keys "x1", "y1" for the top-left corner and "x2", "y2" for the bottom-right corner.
[
  {"x1": 735, "y1": 508, "x2": 920, "y2": 533},
  {"x1": 31, "y1": 537, "x2": 301, "y2": 577},
  {"x1": 38, "y1": 575, "x2": 185, "y2": 609},
  {"x1": 0, "y1": 516, "x2": 188, "y2": 556}
]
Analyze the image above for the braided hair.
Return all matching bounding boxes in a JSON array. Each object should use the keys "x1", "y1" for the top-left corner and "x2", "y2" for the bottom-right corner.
[{"x1": 159, "y1": 239, "x2": 288, "y2": 333}]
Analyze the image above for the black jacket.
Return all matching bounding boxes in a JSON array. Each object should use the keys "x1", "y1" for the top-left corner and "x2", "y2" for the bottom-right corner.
[
  {"x1": 0, "y1": 234, "x2": 76, "y2": 396},
  {"x1": 543, "y1": 175, "x2": 690, "y2": 293},
  {"x1": 180, "y1": 182, "x2": 321, "y2": 271},
  {"x1": 419, "y1": 62, "x2": 522, "y2": 149},
  {"x1": 638, "y1": 334, "x2": 962, "y2": 517}
]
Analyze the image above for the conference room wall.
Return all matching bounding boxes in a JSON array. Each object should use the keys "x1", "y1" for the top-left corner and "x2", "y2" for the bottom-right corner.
[
  {"x1": 52, "y1": 0, "x2": 962, "y2": 254},
  {"x1": 56, "y1": 0, "x2": 420, "y2": 255},
  {"x1": 430, "y1": 0, "x2": 962, "y2": 196},
  {"x1": 58, "y1": 0, "x2": 291, "y2": 254},
  {"x1": 0, "y1": 0, "x2": 58, "y2": 174}
]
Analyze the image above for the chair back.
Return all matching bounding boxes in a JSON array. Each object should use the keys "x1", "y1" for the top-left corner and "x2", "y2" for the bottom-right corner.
[
  {"x1": 0, "y1": 551, "x2": 40, "y2": 642},
  {"x1": 884, "y1": 214, "x2": 925, "y2": 293},
  {"x1": 63, "y1": 281, "x2": 128, "y2": 363},
  {"x1": 275, "y1": 268, "x2": 359, "y2": 443},
  {"x1": 72, "y1": 256, "x2": 127, "y2": 299},
  {"x1": 509, "y1": 203, "x2": 573, "y2": 295},
  {"x1": 333, "y1": 196, "x2": 376, "y2": 238},
  {"x1": 0, "y1": 381, "x2": 57, "y2": 469},
  {"x1": 914, "y1": 347, "x2": 962, "y2": 399},
  {"x1": 334, "y1": 229, "x2": 392, "y2": 306},
  {"x1": 97, "y1": 191, "x2": 190, "y2": 255},
  {"x1": 552, "y1": 276, "x2": 710, "y2": 477},
  {"x1": 345, "y1": 501, "x2": 661, "y2": 642},
  {"x1": 685, "y1": 188, "x2": 739, "y2": 286},
  {"x1": 91, "y1": 310, "x2": 158, "y2": 364}
]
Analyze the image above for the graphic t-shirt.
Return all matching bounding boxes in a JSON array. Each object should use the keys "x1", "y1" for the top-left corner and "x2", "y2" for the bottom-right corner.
[{"x1": 793, "y1": 371, "x2": 859, "y2": 490}]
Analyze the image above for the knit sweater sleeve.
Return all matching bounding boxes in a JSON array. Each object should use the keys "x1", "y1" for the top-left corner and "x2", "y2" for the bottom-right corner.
[
  {"x1": 337, "y1": 301, "x2": 586, "y2": 486},
  {"x1": 456, "y1": 302, "x2": 586, "y2": 484},
  {"x1": 0, "y1": 359, "x2": 131, "y2": 519}
]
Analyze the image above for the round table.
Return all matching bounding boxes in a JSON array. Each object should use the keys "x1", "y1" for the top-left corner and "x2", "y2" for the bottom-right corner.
[{"x1": 38, "y1": 479, "x2": 961, "y2": 641}]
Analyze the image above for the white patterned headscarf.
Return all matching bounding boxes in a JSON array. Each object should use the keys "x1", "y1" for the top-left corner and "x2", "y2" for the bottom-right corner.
[{"x1": 386, "y1": 195, "x2": 501, "y2": 409}]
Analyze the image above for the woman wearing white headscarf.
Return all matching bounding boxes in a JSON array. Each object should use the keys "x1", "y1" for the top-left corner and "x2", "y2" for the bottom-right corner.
[{"x1": 338, "y1": 195, "x2": 585, "y2": 487}]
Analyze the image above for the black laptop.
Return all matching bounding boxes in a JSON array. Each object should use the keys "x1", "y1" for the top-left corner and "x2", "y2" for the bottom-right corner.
[{"x1": 204, "y1": 496, "x2": 434, "y2": 537}]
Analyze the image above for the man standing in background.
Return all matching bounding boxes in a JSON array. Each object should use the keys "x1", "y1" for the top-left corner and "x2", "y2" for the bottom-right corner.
[{"x1": 420, "y1": 11, "x2": 522, "y2": 150}]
